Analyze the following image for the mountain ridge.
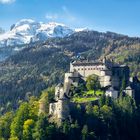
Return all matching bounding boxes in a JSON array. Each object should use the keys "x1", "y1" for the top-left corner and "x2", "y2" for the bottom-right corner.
[
  {"x1": 0, "y1": 19, "x2": 75, "y2": 48},
  {"x1": 0, "y1": 19, "x2": 140, "y2": 61}
]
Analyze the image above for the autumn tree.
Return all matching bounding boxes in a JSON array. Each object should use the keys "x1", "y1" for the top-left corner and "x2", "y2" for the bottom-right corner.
[{"x1": 23, "y1": 119, "x2": 34, "y2": 140}]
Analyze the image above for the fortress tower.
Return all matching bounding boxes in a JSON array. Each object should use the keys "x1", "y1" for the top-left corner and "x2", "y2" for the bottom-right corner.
[{"x1": 49, "y1": 83, "x2": 70, "y2": 125}]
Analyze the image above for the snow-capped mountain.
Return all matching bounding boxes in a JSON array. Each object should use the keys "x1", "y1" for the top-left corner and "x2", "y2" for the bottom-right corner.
[{"x1": 0, "y1": 19, "x2": 75, "y2": 47}]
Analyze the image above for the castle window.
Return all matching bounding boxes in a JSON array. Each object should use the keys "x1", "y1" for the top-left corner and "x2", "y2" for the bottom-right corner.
[
  {"x1": 85, "y1": 68, "x2": 87, "y2": 70},
  {"x1": 88, "y1": 68, "x2": 90, "y2": 70},
  {"x1": 78, "y1": 68, "x2": 80, "y2": 71},
  {"x1": 81, "y1": 68, "x2": 83, "y2": 70}
]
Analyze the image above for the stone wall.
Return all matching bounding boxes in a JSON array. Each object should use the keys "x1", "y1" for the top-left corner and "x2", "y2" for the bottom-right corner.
[{"x1": 49, "y1": 99, "x2": 70, "y2": 124}]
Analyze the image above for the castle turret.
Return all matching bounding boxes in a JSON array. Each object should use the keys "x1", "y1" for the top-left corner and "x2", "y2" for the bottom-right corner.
[
  {"x1": 49, "y1": 80, "x2": 71, "y2": 125},
  {"x1": 103, "y1": 56, "x2": 107, "y2": 64},
  {"x1": 49, "y1": 93, "x2": 70, "y2": 125},
  {"x1": 55, "y1": 83, "x2": 64, "y2": 101}
]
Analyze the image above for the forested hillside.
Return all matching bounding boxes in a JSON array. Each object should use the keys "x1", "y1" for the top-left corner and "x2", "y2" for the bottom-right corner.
[
  {"x1": 0, "y1": 87, "x2": 140, "y2": 140},
  {"x1": 0, "y1": 30, "x2": 140, "y2": 113}
]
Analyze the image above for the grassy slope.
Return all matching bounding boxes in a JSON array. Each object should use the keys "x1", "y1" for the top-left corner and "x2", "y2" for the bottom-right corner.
[{"x1": 72, "y1": 90, "x2": 104, "y2": 103}]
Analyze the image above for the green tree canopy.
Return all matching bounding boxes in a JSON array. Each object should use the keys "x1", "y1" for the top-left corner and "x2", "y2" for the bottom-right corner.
[{"x1": 86, "y1": 74, "x2": 101, "y2": 94}]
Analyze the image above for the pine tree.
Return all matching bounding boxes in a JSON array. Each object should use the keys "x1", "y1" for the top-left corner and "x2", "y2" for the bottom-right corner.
[
  {"x1": 81, "y1": 125, "x2": 88, "y2": 140},
  {"x1": 10, "y1": 103, "x2": 29, "y2": 139},
  {"x1": 86, "y1": 102, "x2": 93, "y2": 115},
  {"x1": 32, "y1": 115, "x2": 48, "y2": 140}
]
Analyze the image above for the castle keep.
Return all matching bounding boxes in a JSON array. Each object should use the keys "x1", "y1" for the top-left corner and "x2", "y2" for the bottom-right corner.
[{"x1": 69, "y1": 57, "x2": 129, "y2": 89}]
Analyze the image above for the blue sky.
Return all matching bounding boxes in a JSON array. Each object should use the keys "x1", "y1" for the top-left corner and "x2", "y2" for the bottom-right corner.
[{"x1": 0, "y1": 0, "x2": 140, "y2": 37}]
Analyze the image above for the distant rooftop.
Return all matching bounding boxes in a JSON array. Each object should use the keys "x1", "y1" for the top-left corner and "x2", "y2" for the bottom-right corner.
[{"x1": 71, "y1": 60, "x2": 104, "y2": 66}]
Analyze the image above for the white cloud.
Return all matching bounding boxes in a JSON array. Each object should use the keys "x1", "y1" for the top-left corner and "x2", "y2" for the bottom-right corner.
[
  {"x1": 0, "y1": 0, "x2": 15, "y2": 4},
  {"x1": 62, "y1": 6, "x2": 76, "y2": 22},
  {"x1": 45, "y1": 13, "x2": 58, "y2": 20},
  {"x1": 45, "y1": 6, "x2": 77, "y2": 24}
]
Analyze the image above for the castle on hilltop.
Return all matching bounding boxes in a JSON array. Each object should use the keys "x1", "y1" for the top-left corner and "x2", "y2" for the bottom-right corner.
[
  {"x1": 45, "y1": 57, "x2": 140, "y2": 125},
  {"x1": 69, "y1": 57, "x2": 129, "y2": 89}
]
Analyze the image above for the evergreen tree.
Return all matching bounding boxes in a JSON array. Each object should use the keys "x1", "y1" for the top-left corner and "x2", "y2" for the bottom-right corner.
[
  {"x1": 99, "y1": 94, "x2": 106, "y2": 107},
  {"x1": 120, "y1": 76, "x2": 127, "y2": 96},
  {"x1": 86, "y1": 102, "x2": 93, "y2": 115},
  {"x1": 32, "y1": 115, "x2": 48, "y2": 140},
  {"x1": 10, "y1": 103, "x2": 29, "y2": 139},
  {"x1": 86, "y1": 74, "x2": 101, "y2": 95},
  {"x1": 0, "y1": 112, "x2": 14, "y2": 139},
  {"x1": 69, "y1": 121, "x2": 80, "y2": 140},
  {"x1": 81, "y1": 125, "x2": 88, "y2": 140},
  {"x1": 46, "y1": 124, "x2": 57, "y2": 140}
]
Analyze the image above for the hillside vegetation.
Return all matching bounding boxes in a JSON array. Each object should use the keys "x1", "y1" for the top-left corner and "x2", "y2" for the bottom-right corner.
[
  {"x1": 0, "y1": 30, "x2": 140, "y2": 113},
  {"x1": 0, "y1": 87, "x2": 139, "y2": 140}
]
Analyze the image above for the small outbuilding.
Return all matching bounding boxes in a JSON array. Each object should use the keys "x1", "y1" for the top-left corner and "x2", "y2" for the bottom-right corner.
[
  {"x1": 105, "y1": 87, "x2": 118, "y2": 99},
  {"x1": 124, "y1": 86, "x2": 135, "y2": 98}
]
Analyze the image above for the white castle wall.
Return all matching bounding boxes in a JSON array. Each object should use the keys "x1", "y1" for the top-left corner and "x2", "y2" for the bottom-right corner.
[
  {"x1": 70, "y1": 64, "x2": 106, "y2": 78},
  {"x1": 70, "y1": 62, "x2": 113, "y2": 88},
  {"x1": 64, "y1": 71, "x2": 79, "y2": 94},
  {"x1": 124, "y1": 87, "x2": 135, "y2": 98},
  {"x1": 55, "y1": 86, "x2": 64, "y2": 100},
  {"x1": 100, "y1": 75, "x2": 111, "y2": 87},
  {"x1": 49, "y1": 102, "x2": 57, "y2": 116},
  {"x1": 49, "y1": 99, "x2": 70, "y2": 122},
  {"x1": 105, "y1": 87, "x2": 118, "y2": 99}
]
